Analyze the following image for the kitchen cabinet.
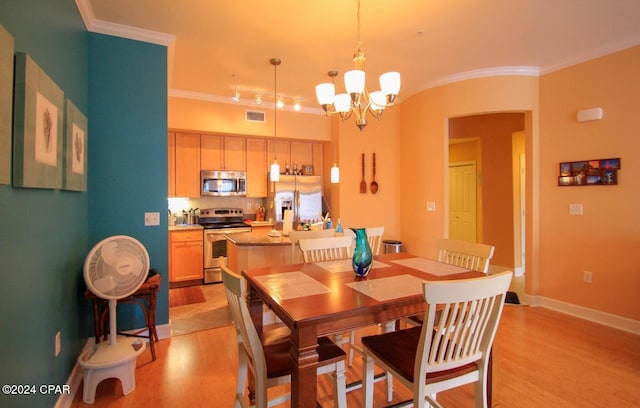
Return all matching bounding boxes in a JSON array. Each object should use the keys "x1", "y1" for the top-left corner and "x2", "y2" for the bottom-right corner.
[
  {"x1": 172, "y1": 132, "x2": 201, "y2": 198},
  {"x1": 312, "y1": 142, "x2": 324, "y2": 177},
  {"x1": 246, "y1": 138, "x2": 268, "y2": 197},
  {"x1": 290, "y1": 141, "x2": 313, "y2": 171},
  {"x1": 169, "y1": 229, "x2": 203, "y2": 283},
  {"x1": 201, "y1": 134, "x2": 246, "y2": 171},
  {"x1": 266, "y1": 140, "x2": 324, "y2": 176},
  {"x1": 267, "y1": 140, "x2": 290, "y2": 172}
]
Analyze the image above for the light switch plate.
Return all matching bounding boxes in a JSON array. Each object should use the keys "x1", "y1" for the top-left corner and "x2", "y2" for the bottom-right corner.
[
  {"x1": 144, "y1": 212, "x2": 160, "y2": 226},
  {"x1": 426, "y1": 202, "x2": 436, "y2": 212},
  {"x1": 569, "y1": 203, "x2": 583, "y2": 216}
]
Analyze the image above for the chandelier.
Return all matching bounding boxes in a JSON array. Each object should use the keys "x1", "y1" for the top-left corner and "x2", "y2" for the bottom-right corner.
[{"x1": 315, "y1": 0, "x2": 401, "y2": 131}]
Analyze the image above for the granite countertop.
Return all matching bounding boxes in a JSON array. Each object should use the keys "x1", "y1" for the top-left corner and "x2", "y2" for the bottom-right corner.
[
  {"x1": 169, "y1": 224, "x2": 204, "y2": 232},
  {"x1": 225, "y1": 230, "x2": 292, "y2": 247}
]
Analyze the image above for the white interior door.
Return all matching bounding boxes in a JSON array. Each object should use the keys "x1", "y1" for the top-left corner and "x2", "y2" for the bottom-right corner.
[{"x1": 449, "y1": 162, "x2": 477, "y2": 242}]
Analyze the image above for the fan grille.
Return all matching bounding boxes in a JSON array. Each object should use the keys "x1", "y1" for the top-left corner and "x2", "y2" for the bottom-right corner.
[{"x1": 84, "y1": 236, "x2": 150, "y2": 299}]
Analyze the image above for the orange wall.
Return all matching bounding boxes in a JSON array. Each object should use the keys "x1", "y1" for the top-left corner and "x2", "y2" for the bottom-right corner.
[
  {"x1": 332, "y1": 108, "x2": 402, "y2": 243},
  {"x1": 399, "y1": 76, "x2": 539, "y2": 261},
  {"x1": 538, "y1": 46, "x2": 640, "y2": 319},
  {"x1": 168, "y1": 97, "x2": 330, "y2": 141}
]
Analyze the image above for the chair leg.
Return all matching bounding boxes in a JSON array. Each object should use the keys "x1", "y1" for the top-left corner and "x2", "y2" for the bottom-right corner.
[
  {"x1": 362, "y1": 354, "x2": 375, "y2": 408},
  {"x1": 333, "y1": 360, "x2": 348, "y2": 408},
  {"x1": 236, "y1": 350, "x2": 249, "y2": 408},
  {"x1": 348, "y1": 330, "x2": 357, "y2": 366},
  {"x1": 475, "y1": 366, "x2": 488, "y2": 408}
]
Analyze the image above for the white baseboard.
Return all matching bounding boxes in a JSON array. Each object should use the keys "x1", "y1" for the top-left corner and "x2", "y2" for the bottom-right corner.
[
  {"x1": 527, "y1": 294, "x2": 640, "y2": 335},
  {"x1": 57, "y1": 323, "x2": 172, "y2": 407}
]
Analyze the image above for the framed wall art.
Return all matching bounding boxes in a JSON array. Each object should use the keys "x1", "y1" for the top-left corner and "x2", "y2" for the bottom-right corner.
[
  {"x1": 0, "y1": 24, "x2": 13, "y2": 185},
  {"x1": 558, "y1": 157, "x2": 620, "y2": 186},
  {"x1": 62, "y1": 99, "x2": 87, "y2": 191},
  {"x1": 12, "y1": 52, "x2": 64, "y2": 189}
]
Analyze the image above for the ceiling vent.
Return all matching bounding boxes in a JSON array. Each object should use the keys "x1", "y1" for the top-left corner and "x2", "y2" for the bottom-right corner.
[{"x1": 245, "y1": 110, "x2": 265, "y2": 123}]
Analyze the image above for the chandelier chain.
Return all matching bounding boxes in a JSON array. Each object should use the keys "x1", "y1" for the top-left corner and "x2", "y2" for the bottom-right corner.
[{"x1": 356, "y1": 0, "x2": 362, "y2": 50}]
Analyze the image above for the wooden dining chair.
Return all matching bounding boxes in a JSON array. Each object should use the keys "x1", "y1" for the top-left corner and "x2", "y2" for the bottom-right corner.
[
  {"x1": 435, "y1": 238, "x2": 495, "y2": 274},
  {"x1": 288, "y1": 228, "x2": 336, "y2": 263},
  {"x1": 362, "y1": 271, "x2": 513, "y2": 408},
  {"x1": 299, "y1": 232, "x2": 394, "y2": 402},
  {"x1": 221, "y1": 263, "x2": 348, "y2": 408},
  {"x1": 403, "y1": 239, "x2": 497, "y2": 329},
  {"x1": 298, "y1": 236, "x2": 353, "y2": 263},
  {"x1": 343, "y1": 226, "x2": 384, "y2": 257},
  {"x1": 365, "y1": 226, "x2": 384, "y2": 256}
]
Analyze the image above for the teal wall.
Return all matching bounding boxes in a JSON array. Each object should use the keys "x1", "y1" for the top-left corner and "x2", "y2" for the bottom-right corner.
[
  {"x1": 0, "y1": 1, "x2": 168, "y2": 406},
  {"x1": 87, "y1": 33, "x2": 169, "y2": 329}
]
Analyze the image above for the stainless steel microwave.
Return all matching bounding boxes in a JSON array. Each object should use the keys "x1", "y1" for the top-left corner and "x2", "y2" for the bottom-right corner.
[{"x1": 201, "y1": 170, "x2": 247, "y2": 196}]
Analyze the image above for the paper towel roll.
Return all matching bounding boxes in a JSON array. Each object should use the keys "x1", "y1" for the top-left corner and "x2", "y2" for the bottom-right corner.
[{"x1": 283, "y1": 209, "x2": 294, "y2": 236}]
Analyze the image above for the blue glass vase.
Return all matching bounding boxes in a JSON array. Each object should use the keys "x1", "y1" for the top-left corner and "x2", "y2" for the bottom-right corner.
[{"x1": 351, "y1": 228, "x2": 373, "y2": 278}]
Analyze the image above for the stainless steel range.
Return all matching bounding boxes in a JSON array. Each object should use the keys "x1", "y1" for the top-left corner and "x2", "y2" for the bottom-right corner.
[{"x1": 199, "y1": 208, "x2": 251, "y2": 283}]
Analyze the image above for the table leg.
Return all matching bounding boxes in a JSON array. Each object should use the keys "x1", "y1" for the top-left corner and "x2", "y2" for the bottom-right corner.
[{"x1": 290, "y1": 327, "x2": 320, "y2": 408}]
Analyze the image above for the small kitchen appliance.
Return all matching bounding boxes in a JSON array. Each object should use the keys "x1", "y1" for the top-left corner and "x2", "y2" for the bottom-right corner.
[{"x1": 199, "y1": 208, "x2": 251, "y2": 283}]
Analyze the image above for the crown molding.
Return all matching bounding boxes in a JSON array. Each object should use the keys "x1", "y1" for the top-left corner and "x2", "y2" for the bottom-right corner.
[{"x1": 75, "y1": 0, "x2": 175, "y2": 46}]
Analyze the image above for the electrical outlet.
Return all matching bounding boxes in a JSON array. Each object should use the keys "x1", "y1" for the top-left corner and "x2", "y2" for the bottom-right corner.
[
  {"x1": 144, "y1": 212, "x2": 160, "y2": 226},
  {"x1": 583, "y1": 270, "x2": 593, "y2": 284},
  {"x1": 55, "y1": 331, "x2": 61, "y2": 356},
  {"x1": 426, "y1": 201, "x2": 436, "y2": 212},
  {"x1": 569, "y1": 203, "x2": 583, "y2": 216},
  {"x1": 246, "y1": 201, "x2": 252, "y2": 210}
]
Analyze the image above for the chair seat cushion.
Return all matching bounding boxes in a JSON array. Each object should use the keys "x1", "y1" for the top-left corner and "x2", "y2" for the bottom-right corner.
[
  {"x1": 265, "y1": 336, "x2": 346, "y2": 379},
  {"x1": 362, "y1": 326, "x2": 476, "y2": 384}
]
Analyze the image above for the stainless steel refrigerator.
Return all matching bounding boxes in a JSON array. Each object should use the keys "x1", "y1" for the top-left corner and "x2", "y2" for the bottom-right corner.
[{"x1": 268, "y1": 175, "x2": 323, "y2": 224}]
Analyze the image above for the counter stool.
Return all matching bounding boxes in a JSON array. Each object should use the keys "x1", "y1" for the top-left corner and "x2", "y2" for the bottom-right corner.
[{"x1": 84, "y1": 272, "x2": 161, "y2": 361}]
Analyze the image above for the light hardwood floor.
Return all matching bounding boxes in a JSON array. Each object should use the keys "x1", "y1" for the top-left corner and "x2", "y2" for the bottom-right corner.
[{"x1": 70, "y1": 305, "x2": 640, "y2": 407}]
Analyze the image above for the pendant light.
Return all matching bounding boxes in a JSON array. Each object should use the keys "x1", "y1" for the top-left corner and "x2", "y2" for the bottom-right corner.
[
  {"x1": 269, "y1": 58, "x2": 281, "y2": 182},
  {"x1": 331, "y1": 134, "x2": 340, "y2": 184}
]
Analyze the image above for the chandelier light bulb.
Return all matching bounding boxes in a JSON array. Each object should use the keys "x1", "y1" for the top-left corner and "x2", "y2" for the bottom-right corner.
[{"x1": 331, "y1": 163, "x2": 340, "y2": 183}]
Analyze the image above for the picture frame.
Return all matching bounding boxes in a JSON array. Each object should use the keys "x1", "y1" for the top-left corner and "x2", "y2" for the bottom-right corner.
[
  {"x1": 12, "y1": 52, "x2": 64, "y2": 189},
  {"x1": 62, "y1": 99, "x2": 87, "y2": 191},
  {"x1": 558, "y1": 157, "x2": 620, "y2": 187},
  {"x1": 0, "y1": 24, "x2": 13, "y2": 185}
]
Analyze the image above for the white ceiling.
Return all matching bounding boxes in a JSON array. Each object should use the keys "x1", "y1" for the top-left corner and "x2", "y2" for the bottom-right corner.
[{"x1": 79, "y1": 0, "x2": 640, "y2": 113}]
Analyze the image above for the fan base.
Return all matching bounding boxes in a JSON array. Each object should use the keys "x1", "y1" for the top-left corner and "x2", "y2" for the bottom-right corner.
[{"x1": 78, "y1": 336, "x2": 146, "y2": 403}]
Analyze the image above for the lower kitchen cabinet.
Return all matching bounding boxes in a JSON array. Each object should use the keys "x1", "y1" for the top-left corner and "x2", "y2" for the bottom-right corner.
[{"x1": 169, "y1": 229, "x2": 203, "y2": 283}]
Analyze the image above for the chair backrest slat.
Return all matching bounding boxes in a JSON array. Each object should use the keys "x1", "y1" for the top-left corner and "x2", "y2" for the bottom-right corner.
[
  {"x1": 365, "y1": 226, "x2": 384, "y2": 256},
  {"x1": 298, "y1": 236, "x2": 353, "y2": 263},
  {"x1": 418, "y1": 271, "x2": 512, "y2": 377},
  {"x1": 435, "y1": 238, "x2": 495, "y2": 273}
]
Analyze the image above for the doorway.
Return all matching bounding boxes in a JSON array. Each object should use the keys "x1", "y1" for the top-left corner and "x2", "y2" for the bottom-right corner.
[
  {"x1": 447, "y1": 113, "x2": 526, "y2": 280},
  {"x1": 448, "y1": 161, "x2": 477, "y2": 242}
]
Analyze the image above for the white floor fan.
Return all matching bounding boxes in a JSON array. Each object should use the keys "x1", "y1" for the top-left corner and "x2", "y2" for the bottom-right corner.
[{"x1": 78, "y1": 235, "x2": 150, "y2": 404}]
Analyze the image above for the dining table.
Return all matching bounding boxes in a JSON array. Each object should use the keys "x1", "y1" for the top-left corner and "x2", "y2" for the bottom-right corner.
[{"x1": 241, "y1": 252, "x2": 489, "y2": 407}]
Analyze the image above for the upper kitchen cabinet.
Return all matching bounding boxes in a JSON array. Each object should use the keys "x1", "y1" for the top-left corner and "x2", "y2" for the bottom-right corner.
[
  {"x1": 171, "y1": 132, "x2": 201, "y2": 198},
  {"x1": 267, "y1": 140, "x2": 291, "y2": 172},
  {"x1": 201, "y1": 134, "x2": 246, "y2": 171},
  {"x1": 267, "y1": 140, "x2": 323, "y2": 176},
  {"x1": 246, "y1": 138, "x2": 268, "y2": 197},
  {"x1": 312, "y1": 142, "x2": 324, "y2": 177},
  {"x1": 290, "y1": 141, "x2": 313, "y2": 170}
]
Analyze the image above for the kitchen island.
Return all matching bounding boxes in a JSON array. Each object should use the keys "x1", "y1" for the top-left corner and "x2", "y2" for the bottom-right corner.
[{"x1": 225, "y1": 229, "x2": 301, "y2": 275}]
